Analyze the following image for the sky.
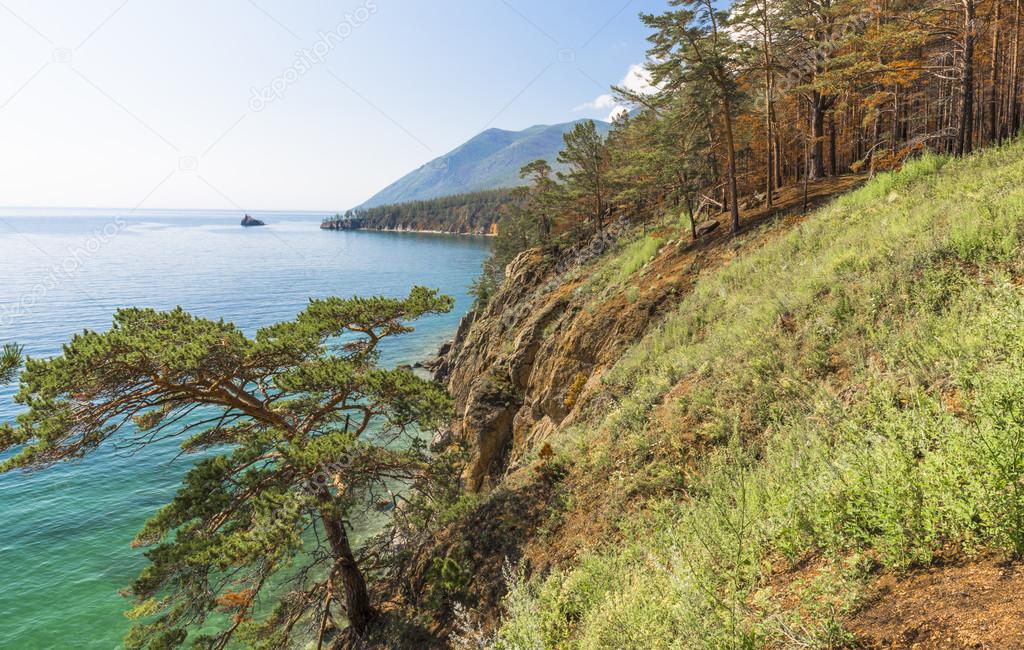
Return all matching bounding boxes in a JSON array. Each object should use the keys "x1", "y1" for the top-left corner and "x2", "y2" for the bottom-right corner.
[{"x1": 0, "y1": 0, "x2": 668, "y2": 211}]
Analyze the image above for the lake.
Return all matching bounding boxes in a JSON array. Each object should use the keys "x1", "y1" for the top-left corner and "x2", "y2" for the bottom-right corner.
[{"x1": 0, "y1": 208, "x2": 490, "y2": 648}]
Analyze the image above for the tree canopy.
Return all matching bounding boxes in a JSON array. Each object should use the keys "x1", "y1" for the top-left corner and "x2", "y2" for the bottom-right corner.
[
  {"x1": 0, "y1": 288, "x2": 453, "y2": 648},
  {"x1": 0, "y1": 343, "x2": 21, "y2": 384},
  {"x1": 472, "y1": 0, "x2": 1024, "y2": 305}
]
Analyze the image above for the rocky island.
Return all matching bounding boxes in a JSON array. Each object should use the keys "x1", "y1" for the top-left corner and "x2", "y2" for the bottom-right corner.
[{"x1": 240, "y1": 214, "x2": 265, "y2": 227}]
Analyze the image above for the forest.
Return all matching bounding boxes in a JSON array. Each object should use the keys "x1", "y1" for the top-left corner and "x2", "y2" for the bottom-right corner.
[
  {"x1": 477, "y1": 0, "x2": 1024, "y2": 294},
  {"x1": 334, "y1": 189, "x2": 521, "y2": 235}
]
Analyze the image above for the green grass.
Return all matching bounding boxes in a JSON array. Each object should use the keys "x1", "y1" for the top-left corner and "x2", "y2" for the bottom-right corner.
[
  {"x1": 485, "y1": 143, "x2": 1024, "y2": 649},
  {"x1": 580, "y1": 233, "x2": 665, "y2": 296}
]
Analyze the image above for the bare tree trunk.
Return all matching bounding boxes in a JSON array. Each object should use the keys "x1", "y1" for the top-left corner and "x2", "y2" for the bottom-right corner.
[
  {"x1": 809, "y1": 92, "x2": 827, "y2": 179},
  {"x1": 945, "y1": 52, "x2": 958, "y2": 152},
  {"x1": 705, "y1": 124, "x2": 723, "y2": 208},
  {"x1": 765, "y1": 87, "x2": 775, "y2": 207},
  {"x1": 759, "y1": 3, "x2": 775, "y2": 208},
  {"x1": 957, "y1": 0, "x2": 977, "y2": 156},
  {"x1": 685, "y1": 191, "x2": 698, "y2": 241},
  {"x1": 803, "y1": 124, "x2": 811, "y2": 212},
  {"x1": 892, "y1": 87, "x2": 900, "y2": 151},
  {"x1": 317, "y1": 490, "x2": 374, "y2": 635},
  {"x1": 990, "y1": 0, "x2": 1002, "y2": 144},
  {"x1": 773, "y1": 122, "x2": 784, "y2": 188},
  {"x1": 722, "y1": 99, "x2": 741, "y2": 233},
  {"x1": 828, "y1": 114, "x2": 838, "y2": 176},
  {"x1": 869, "y1": 108, "x2": 883, "y2": 164},
  {"x1": 1011, "y1": 0, "x2": 1022, "y2": 135}
]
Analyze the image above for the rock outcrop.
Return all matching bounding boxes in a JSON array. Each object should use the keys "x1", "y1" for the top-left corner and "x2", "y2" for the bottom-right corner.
[
  {"x1": 438, "y1": 178, "x2": 870, "y2": 493},
  {"x1": 439, "y1": 235, "x2": 689, "y2": 492}
]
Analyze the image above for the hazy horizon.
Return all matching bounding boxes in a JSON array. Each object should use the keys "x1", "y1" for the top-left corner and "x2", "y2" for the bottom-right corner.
[{"x1": 0, "y1": 1, "x2": 667, "y2": 212}]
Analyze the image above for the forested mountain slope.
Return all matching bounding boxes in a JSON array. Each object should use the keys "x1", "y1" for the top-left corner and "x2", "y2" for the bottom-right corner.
[
  {"x1": 356, "y1": 120, "x2": 611, "y2": 209},
  {"x1": 325, "y1": 189, "x2": 518, "y2": 235}
]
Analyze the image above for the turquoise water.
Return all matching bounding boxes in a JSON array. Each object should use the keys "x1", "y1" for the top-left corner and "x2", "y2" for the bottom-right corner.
[{"x1": 0, "y1": 209, "x2": 489, "y2": 649}]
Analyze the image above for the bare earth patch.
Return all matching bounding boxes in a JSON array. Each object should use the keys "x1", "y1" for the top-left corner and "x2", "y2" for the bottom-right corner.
[{"x1": 848, "y1": 558, "x2": 1024, "y2": 649}]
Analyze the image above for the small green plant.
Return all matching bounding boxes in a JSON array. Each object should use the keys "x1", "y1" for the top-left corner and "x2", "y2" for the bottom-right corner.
[
  {"x1": 973, "y1": 368, "x2": 1024, "y2": 558},
  {"x1": 611, "y1": 235, "x2": 663, "y2": 286},
  {"x1": 427, "y1": 551, "x2": 472, "y2": 596}
]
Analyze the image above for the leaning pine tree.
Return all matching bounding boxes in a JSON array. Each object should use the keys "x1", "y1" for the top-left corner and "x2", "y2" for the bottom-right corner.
[{"x1": 0, "y1": 287, "x2": 454, "y2": 648}]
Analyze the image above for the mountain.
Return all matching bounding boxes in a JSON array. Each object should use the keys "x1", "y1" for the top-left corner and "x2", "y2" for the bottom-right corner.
[{"x1": 357, "y1": 119, "x2": 612, "y2": 209}]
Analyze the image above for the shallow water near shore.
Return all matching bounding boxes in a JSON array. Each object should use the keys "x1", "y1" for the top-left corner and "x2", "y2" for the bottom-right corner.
[{"x1": 0, "y1": 208, "x2": 489, "y2": 649}]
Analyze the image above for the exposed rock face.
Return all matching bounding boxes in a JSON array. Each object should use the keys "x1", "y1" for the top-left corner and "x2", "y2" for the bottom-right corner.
[
  {"x1": 441, "y1": 237, "x2": 686, "y2": 492},
  {"x1": 240, "y1": 215, "x2": 265, "y2": 227}
]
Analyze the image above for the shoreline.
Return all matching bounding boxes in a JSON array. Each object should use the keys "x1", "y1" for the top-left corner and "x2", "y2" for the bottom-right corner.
[{"x1": 320, "y1": 222, "x2": 496, "y2": 237}]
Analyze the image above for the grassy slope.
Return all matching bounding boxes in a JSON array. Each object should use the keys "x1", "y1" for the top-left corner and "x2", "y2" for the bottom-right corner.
[{"x1": 486, "y1": 142, "x2": 1024, "y2": 648}]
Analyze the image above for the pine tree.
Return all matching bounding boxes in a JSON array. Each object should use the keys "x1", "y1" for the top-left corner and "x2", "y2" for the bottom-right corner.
[
  {"x1": 557, "y1": 120, "x2": 610, "y2": 234},
  {"x1": 519, "y1": 159, "x2": 561, "y2": 241},
  {"x1": 643, "y1": 0, "x2": 745, "y2": 233},
  {"x1": 0, "y1": 288, "x2": 453, "y2": 647}
]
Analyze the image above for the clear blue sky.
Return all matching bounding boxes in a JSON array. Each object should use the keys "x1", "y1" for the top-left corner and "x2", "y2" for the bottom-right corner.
[{"x1": 0, "y1": 0, "x2": 668, "y2": 211}]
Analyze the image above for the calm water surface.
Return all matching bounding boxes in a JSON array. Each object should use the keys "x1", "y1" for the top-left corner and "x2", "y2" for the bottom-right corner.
[{"x1": 0, "y1": 208, "x2": 489, "y2": 649}]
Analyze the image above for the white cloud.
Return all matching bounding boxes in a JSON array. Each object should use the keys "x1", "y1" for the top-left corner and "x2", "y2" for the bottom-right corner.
[
  {"x1": 573, "y1": 94, "x2": 617, "y2": 112},
  {"x1": 607, "y1": 105, "x2": 630, "y2": 121},
  {"x1": 620, "y1": 64, "x2": 657, "y2": 96},
  {"x1": 575, "y1": 63, "x2": 658, "y2": 122}
]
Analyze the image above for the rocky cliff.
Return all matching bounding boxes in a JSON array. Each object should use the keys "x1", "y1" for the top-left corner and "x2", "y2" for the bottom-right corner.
[
  {"x1": 440, "y1": 228, "x2": 703, "y2": 491},
  {"x1": 372, "y1": 174, "x2": 874, "y2": 647},
  {"x1": 435, "y1": 175, "x2": 866, "y2": 493}
]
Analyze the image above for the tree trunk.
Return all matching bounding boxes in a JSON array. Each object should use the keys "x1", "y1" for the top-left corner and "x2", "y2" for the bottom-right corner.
[
  {"x1": 721, "y1": 98, "x2": 741, "y2": 233},
  {"x1": 317, "y1": 492, "x2": 374, "y2": 635},
  {"x1": 809, "y1": 92, "x2": 827, "y2": 179},
  {"x1": 1011, "y1": 0, "x2": 1022, "y2": 135},
  {"x1": 761, "y1": 15, "x2": 775, "y2": 208},
  {"x1": 990, "y1": 0, "x2": 1002, "y2": 144},
  {"x1": 828, "y1": 114, "x2": 838, "y2": 176},
  {"x1": 685, "y1": 191, "x2": 698, "y2": 241},
  {"x1": 944, "y1": 53, "x2": 958, "y2": 152},
  {"x1": 802, "y1": 125, "x2": 811, "y2": 212},
  {"x1": 892, "y1": 87, "x2": 900, "y2": 151},
  {"x1": 957, "y1": 0, "x2": 977, "y2": 156},
  {"x1": 765, "y1": 91, "x2": 774, "y2": 207},
  {"x1": 869, "y1": 109, "x2": 882, "y2": 164},
  {"x1": 774, "y1": 129, "x2": 784, "y2": 188},
  {"x1": 705, "y1": 124, "x2": 723, "y2": 208}
]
